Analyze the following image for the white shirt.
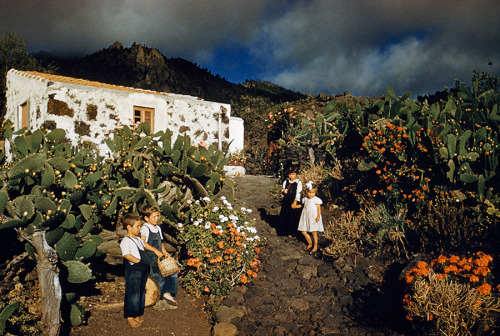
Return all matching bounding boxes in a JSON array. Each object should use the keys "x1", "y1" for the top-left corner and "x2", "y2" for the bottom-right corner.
[
  {"x1": 120, "y1": 235, "x2": 145, "y2": 265},
  {"x1": 282, "y1": 179, "x2": 303, "y2": 201},
  {"x1": 140, "y1": 222, "x2": 163, "y2": 242}
]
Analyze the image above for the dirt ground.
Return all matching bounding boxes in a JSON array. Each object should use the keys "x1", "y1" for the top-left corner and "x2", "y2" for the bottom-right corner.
[{"x1": 70, "y1": 275, "x2": 211, "y2": 336}]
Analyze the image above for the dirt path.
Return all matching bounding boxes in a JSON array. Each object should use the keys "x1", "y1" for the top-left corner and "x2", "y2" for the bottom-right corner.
[{"x1": 72, "y1": 175, "x2": 405, "y2": 335}]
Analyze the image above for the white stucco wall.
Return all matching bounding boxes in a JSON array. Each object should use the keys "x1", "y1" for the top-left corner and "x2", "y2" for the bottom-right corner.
[{"x1": 5, "y1": 69, "x2": 244, "y2": 156}]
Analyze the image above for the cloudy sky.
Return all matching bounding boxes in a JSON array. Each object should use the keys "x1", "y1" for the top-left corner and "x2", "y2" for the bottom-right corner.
[{"x1": 1, "y1": 0, "x2": 499, "y2": 98}]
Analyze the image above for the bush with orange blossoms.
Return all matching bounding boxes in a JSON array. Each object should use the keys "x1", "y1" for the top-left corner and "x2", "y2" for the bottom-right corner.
[
  {"x1": 178, "y1": 196, "x2": 261, "y2": 298},
  {"x1": 403, "y1": 252, "x2": 500, "y2": 335}
]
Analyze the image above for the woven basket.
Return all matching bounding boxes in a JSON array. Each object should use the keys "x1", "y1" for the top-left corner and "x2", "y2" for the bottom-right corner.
[{"x1": 158, "y1": 256, "x2": 179, "y2": 277}]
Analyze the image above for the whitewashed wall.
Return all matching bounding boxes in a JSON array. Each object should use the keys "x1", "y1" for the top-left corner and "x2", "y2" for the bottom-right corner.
[{"x1": 5, "y1": 69, "x2": 244, "y2": 157}]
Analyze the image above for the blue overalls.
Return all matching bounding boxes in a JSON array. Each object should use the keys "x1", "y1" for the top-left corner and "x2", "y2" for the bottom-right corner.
[
  {"x1": 123, "y1": 236, "x2": 149, "y2": 319},
  {"x1": 145, "y1": 226, "x2": 178, "y2": 296}
]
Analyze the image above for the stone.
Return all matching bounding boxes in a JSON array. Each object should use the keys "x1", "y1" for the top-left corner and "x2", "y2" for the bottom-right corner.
[
  {"x1": 153, "y1": 300, "x2": 177, "y2": 311},
  {"x1": 212, "y1": 322, "x2": 238, "y2": 336},
  {"x1": 296, "y1": 265, "x2": 317, "y2": 280},
  {"x1": 216, "y1": 306, "x2": 245, "y2": 323},
  {"x1": 286, "y1": 298, "x2": 310, "y2": 312}
]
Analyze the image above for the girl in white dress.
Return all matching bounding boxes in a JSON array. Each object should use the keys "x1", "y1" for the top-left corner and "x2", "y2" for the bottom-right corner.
[{"x1": 292, "y1": 181, "x2": 324, "y2": 253}]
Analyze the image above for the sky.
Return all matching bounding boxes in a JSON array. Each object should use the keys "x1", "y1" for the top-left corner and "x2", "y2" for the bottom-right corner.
[{"x1": 1, "y1": 0, "x2": 499, "y2": 98}]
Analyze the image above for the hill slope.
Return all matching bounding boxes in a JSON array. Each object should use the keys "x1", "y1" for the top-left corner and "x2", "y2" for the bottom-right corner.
[{"x1": 38, "y1": 42, "x2": 305, "y2": 104}]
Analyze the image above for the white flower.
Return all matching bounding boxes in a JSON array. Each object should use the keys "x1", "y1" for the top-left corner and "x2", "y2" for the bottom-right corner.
[
  {"x1": 213, "y1": 206, "x2": 219, "y2": 212},
  {"x1": 195, "y1": 200, "x2": 200, "y2": 204},
  {"x1": 205, "y1": 223, "x2": 211, "y2": 229},
  {"x1": 246, "y1": 209, "x2": 252, "y2": 213},
  {"x1": 216, "y1": 225, "x2": 222, "y2": 230},
  {"x1": 203, "y1": 197, "x2": 211, "y2": 202},
  {"x1": 178, "y1": 223, "x2": 183, "y2": 228},
  {"x1": 227, "y1": 205, "x2": 233, "y2": 210},
  {"x1": 187, "y1": 200, "x2": 192, "y2": 204},
  {"x1": 241, "y1": 207, "x2": 247, "y2": 212},
  {"x1": 254, "y1": 235, "x2": 260, "y2": 240},
  {"x1": 220, "y1": 196, "x2": 226, "y2": 200}
]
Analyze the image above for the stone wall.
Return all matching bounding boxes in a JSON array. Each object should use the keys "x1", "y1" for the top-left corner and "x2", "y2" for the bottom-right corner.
[{"x1": 6, "y1": 69, "x2": 243, "y2": 156}]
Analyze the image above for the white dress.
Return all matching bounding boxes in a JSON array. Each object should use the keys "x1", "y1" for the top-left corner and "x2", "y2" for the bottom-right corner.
[{"x1": 297, "y1": 196, "x2": 324, "y2": 232}]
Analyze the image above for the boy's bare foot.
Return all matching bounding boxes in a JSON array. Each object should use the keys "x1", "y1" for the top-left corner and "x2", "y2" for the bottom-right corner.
[
  {"x1": 304, "y1": 245, "x2": 312, "y2": 251},
  {"x1": 133, "y1": 317, "x2": 144, "y2": 324},
  {"x1": 310, "y1": 246, "x2": 318, "y2": 253},
  {"x1": 127, "y1": 318, "x2": 140, "y2": 328}
]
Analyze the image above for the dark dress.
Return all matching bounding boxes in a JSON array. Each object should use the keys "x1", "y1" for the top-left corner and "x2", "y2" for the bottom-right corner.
[{"x1": 279, "y1": 180, "x2": 302, "y2": 236}]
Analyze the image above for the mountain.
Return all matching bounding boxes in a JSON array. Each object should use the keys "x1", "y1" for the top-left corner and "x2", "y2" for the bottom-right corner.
[{"x1": 36, "y1": 42, "x2": 305, "y2": 104}]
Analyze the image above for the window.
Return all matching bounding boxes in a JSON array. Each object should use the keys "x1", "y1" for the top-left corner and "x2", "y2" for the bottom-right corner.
[
  {"x1": 133, "y1": 106, "x2": 155, "y2": 132},
  {"x1": 18, "y1": 102, "x2": 29, "y2": 129}
]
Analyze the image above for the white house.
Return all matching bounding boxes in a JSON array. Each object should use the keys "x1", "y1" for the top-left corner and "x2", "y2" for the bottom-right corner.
[{"x1": 5, "y1": 69, "x2": 244, "y2": 156}]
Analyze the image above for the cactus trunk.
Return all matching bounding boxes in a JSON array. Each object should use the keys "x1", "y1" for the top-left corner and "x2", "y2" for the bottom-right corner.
[{"x1": 32, "y1": 231, "x2": 61, "y2": 336}]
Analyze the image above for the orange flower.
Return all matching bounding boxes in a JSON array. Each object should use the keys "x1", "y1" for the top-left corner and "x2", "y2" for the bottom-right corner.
[
  {"x1": 478, "y1": 283, "x2": 492, "y2": 295},
  {"x1": 204, "y1": 286, "x2": 210, "y2": 292},
  {"x1": 240, "y1": 274, "x2": 248, "y2": 284},
  {"x1": 405, "y1": 273, "x2": 414, "y2": 283},
  {"x1": 470, "y1": 275, "x2": 480, "y2": 282},
  {"x1": 416, "y1": 261, "x2": 428, "y2": 269}
]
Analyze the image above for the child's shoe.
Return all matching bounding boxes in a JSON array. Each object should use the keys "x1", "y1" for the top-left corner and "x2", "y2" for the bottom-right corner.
[{"x1": 163, "y1": 293, "x2": 177, "y2": 306}]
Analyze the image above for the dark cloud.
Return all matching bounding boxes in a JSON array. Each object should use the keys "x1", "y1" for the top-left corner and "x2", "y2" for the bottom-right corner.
[{"x1": 1, "y1": 0, "x2": 498, "y2": 97}]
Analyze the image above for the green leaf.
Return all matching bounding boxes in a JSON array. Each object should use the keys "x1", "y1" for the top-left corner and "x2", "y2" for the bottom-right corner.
[
  {"x1": 132, "y1": 136, "x2": 151, "y2": 150},
  {"x1": 31, "y1": 129, "x2": 44, "y2": 152},
  {"x1": 8, "y1": 153, "x2": 45, "y2": 178},
  {"x1": 439, "y1": 147, "x2": 449, "y2": 160},
  {"x1": 70, "y1": 303, "x2": 84, "y2": 326},
  {"x1": 0, "y1": 219, "x2": 25, "y2": 230},
  {"x1": 446, "y1": 159, "x2": 455, "y2": 182},
  {"x1": 80, "y1": 217, "x2": 95, "y2": 237},
  {"x1": 190, "y1": 163, "x2": 209, "y2": 178},
  {"x1": 386, "y1": 87, "x2": 397, "y2": 100},
  {"x1": 64, "y1": 170, "x2": 78, "y2": 189},
  {"x1": 61, "y1": 214, "x2": 76, "y2": 229},
  {"x1": 105, "y1": 138, "x2": 116, "y2": 152},
  {"x1": 55, "y1": 232, "x2": 77, "y2": 261},
  {"x1": 41, "y1": 163, "x2": 55, "y2": 187},
  {"x1": 0, "y1": 192, "x2": 8, "y2": 213},
  {"x1": 105, "y1": 196, "x2": 118, "y2": 217},
  {"x1": 34, "y1": 197, "x2": 57, "y2": 212},
  {"x1": 48, "y1": 157, "x2": 71, "y2": 171},
  {"x1": 46, "y1": 129, "x2": 66, "y2": 141},
  {"x1": 460, "y1": 173, "x2": 478, "y2": 183},
  {"x1": 84, "y1": 171, "x2": 103, "y2": 184},
  {"x1": 62, "y1": 260, "x2": 92, "y2": 284},
  {"x1": 79, "y1": 204, "x2": 93, "y2": 220},
  {"x1": 14, "y1": 135, "x2": 29, "y2": 157},
  {"x1": 114, "y1": 187, "x2": 137, "y2": 197}
]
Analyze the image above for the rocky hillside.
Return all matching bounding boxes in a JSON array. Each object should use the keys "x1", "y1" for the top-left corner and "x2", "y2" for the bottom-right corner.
[{"x1": 36, "y1": 42, "x2": 305, "y2": 105}]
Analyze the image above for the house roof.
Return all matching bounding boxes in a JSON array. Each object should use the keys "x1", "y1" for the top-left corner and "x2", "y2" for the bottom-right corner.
[{"x1": 8, "y1": 69, "x2": 198, "y2": 99}]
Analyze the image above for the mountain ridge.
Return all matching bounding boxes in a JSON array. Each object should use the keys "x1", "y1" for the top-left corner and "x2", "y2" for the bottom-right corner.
[{"x1": 35, "y1": 42, "x2": 306, "y2": 104}]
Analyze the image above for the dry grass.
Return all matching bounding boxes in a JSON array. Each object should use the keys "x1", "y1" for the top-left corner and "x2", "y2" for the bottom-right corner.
[
  {"x1": 406, "y1": 271, "x2": 500, "y2": 335},
  {"x1": 299, "y1": 159, "x2": 343, "y2": 187},
  {"x1": 323, "y1": 210, "x2": 365, "y2": 258}
]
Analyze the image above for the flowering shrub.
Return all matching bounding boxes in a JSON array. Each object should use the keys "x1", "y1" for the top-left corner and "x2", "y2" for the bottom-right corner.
[
  {"x1": 265, "y1": 105, "x2": 313, "y2": 144},
  {"x1": 403, "y1": 252, "x2": 500, "y2": 335},
  {"x1": 360, "y1": 122, "x2": 437, "y2": 209},
  {"x1": 178, "y1": 196, "x2": 261, "y2": 297}
]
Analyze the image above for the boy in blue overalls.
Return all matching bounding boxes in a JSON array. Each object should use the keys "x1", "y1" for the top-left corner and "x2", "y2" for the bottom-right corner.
[
  {"x1": 120, "y1": 214, "x2": 149, "y2": 328},
  {"x1": 140, "y1": 204, "x2": 178, "y2": 306}
]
